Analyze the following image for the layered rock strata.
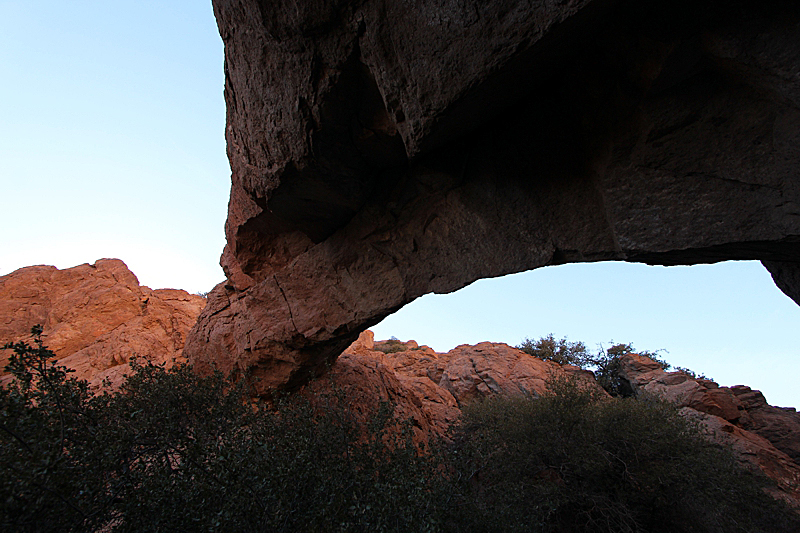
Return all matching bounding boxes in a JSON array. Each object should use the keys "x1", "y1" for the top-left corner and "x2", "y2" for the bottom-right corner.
[
  {"x1": 186, "y1": 0, "x2": 800, "y2": 391},
  {"x1": 0, "y1": 259, "x2": 207, "y2": 388},
  {"x1": 618, "y1": 354, "x2": 800, "y2": 504}
]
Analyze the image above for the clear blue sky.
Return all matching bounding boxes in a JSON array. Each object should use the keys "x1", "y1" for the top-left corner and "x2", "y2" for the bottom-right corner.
[{"x1": 2, "y1": 1, "x2": 798, "y2": 408}]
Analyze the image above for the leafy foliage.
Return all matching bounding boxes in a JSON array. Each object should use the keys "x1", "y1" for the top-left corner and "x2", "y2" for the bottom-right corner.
[
  {"x1": 1, "y1": 326, "x2": 443, "y2": 532},
  {"x1": 589, "y1": 343, "x2": 665, "y2": 397},
  {"x1": 517, "y1": 335, "x2": 675, "y2": 396},
  {"x1": 517, "y1": 334, "x2": 591, "y2": 367},
  {"x1": 447, "y1": 376, "x2": 800, "y2": 533},
  {"x1": 2, "y1": 328, "x2": 797, "y2": 532}
]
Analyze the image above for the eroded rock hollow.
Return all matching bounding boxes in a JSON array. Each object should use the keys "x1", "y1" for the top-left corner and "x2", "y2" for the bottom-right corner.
[{"x1": 185, "y1": 0, "x2": 800, "y2": 393}]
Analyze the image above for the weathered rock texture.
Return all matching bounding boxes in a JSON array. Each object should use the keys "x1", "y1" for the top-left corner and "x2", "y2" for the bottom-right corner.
[
  {"x1": 618, "y1": 354, "x2": 800, "y2": 503},
  {"x1": 315, "y1": 331, "x2": 605, "y2": 442},
  {"x1": 314, "y1": 335, "x2": 800, "y2": 503},
  {"x1": 2, "y1": 262, "x2": 799, "y2": 504},
  {"x1": 186, "y1": 0, "x2": 800, "y2": 392},
  {"x1": 0, "y1": 259, "x2": 207, "y2": 388}
]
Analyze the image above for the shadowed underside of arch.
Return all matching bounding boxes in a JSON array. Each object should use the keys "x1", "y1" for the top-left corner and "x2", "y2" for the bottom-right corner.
[{"x1": 184, "y1": 0, "x2": 800, "y2": 394}]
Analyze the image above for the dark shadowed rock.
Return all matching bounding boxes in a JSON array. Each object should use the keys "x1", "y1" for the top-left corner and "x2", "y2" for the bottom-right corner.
[
  {"x1": 764, "y1": 260, "x2": 800, "y2": 306},
  {"x1": 185, "y1": 0, "x2": 800, "y2": 392},
  {"x1": 729, "y1": 384, "x2": 800, "y2": 465}
]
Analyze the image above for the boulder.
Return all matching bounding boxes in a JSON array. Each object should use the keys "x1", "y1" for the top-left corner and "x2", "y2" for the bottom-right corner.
[
  {"x1": 0, "y1": 260, "x2": 207, "y2": 388},
  {"x1": 186, "y1": 0, "x2": 800, "y2": 390}
]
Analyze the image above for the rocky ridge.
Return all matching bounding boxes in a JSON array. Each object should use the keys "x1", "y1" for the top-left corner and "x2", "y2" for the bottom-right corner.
[
  {"x1": 331, "y1": 333, "x2": 800, "y2": 505},
  {"x1": 617, "y1": 354, "x2": 800, "y2": 505},
  {"x1": 0, "y1": 259, "x2": 206, "y2": 388}
]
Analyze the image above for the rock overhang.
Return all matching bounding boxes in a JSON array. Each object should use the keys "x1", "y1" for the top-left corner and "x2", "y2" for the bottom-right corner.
[{"x1": 185, "y1": 0, "x2": 800, "y2": 394}]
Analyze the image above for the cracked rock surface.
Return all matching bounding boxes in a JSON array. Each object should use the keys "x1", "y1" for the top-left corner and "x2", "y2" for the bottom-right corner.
[
  {"x1": 185, "y1": 0, "x2": 800, "y2": 393},
  {"x1": 0, "y1": 260, "x2": 207, "y2": 389}
]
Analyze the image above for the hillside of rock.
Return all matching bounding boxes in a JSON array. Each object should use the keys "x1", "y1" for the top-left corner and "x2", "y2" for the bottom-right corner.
[
  {"x1": 0, "y1": 259, "x2": 207, "y2": 388},
  {"x1": 1, "y1": 263, "x2": 798, "y2": 504},
  {"x1": 186, "y1": 0, "x2": 800, "y2": 391},
  {"x1": 617, "y1": 354, "x2": 800, "y2": 504},
  {"x1": 310, "y1": 332, "x2": 800, "y2": 505}
]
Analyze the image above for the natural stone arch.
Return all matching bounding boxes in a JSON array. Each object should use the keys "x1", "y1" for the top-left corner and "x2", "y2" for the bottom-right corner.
[{"x1": 184, "y1": 0, "x2": 800, "y2": 394}]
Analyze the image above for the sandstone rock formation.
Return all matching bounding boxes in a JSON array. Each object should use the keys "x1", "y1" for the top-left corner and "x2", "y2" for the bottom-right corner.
[
  {"x1": 2, "y1": 261, "x2": 798, "y2": 503},
  {"x1": 186, "y1": 0, "x2": 800, "y2": 391},
  {"x1": 618, "y1": 354, "x2": 800, "y2": 503},
  {"x1": 315, "y1": 331, "x2": 604, "y2": 441},
  {"x1": 308, "y1": 335, "x2": 800, "y2": 503},
  {"x1": 0, "y1": 259, "x2": 207, "y2": 388}
]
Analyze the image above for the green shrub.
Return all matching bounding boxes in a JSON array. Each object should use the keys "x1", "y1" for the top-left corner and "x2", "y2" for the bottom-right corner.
[
  {"x1": 374, "y1": 338, "x2": 424, "y2": 354},
  {"x1": 517, "y1": 334, "x2": 591, "y2": 367},
  {"x1": 447, "y1": 376, "x2": 800, "y2": 533},
  {"x1": 517, "y1": 335, "x2": 675, "y2": 396},
  {"x1": 1, "y1": 327, "x2": 444, "y2": 532},
  {"x1": 3, "y1": 328, "x2": 796, "y2": 532}
]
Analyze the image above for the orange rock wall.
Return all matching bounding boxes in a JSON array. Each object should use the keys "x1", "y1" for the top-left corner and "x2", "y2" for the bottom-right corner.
[{"x1": 0, "y1": 259, "x2": 207, "y2": 388}]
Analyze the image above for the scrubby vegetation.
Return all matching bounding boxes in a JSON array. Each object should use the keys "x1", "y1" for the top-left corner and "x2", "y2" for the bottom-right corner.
[
  {"x1": 1, "y1": 327, "x2": 440, "y2": 532},
  {"x1": 450, "y1": 376, "x2": 797, "y2": 533},
  {"x1": 374, "y1": 337, "x2": 425, "y2": 354},
  {"x1": 517, "y1": 334, "x2": 687, "y2": 396},
  {"x1": 517, "y1": 333, "x2": 593, "y2": 367},
  {"x1": 2, "y1": 328, "x2": 797, "y2": 532}
]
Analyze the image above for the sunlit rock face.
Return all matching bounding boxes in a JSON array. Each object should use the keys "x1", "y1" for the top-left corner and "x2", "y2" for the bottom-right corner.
[
  {"x1": 185, "y1": 0, "x2": 800, "y2": 393},
  {"x1": 0, "y1": 259, "x2": 207, "y2": 389}
]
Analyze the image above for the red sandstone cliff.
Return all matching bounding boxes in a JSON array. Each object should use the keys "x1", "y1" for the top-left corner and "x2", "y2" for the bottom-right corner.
[
  {"x1": 618, "y1": 354, "x2": 800, "y2": 505},
  {"x1": 0, "y1": 259, "x2": 207, "y2": 388}
]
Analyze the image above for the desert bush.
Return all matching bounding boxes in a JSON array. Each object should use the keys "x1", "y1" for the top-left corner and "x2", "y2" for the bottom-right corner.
[
  {"x1": 517, "y1": 334, "x2": 591, "y2": 367},
  {"x1": 374, "y1": 338, "x2": 425, "y2": 354},
  {"x1": 1, "y1": 327, "x2": 444, "y2": 532},
  {"x1": 446, "y1": 375, "x2": 800, "y2": 533},
  {"x1": 4, "y1": 329, "x2": 796, "y2": 532},
  {"x1": 518, "y1": 335, "x2": 675, "y2": 396},
  {"x1": 375, "y1": 338, "x2": 408, "y2": 354}
]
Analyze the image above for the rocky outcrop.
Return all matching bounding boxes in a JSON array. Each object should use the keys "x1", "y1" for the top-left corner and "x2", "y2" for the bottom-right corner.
[
  {"x1": 434, "y1": 341, "x2": 603, "y2": 406},
  {"x1": 186, "y1": 0, "x2": 800, "y2": 391},
  {"x1": 2, "y1": 261, "x2": 798, "y2": 503},
  {"x1": 0, "y1": 259, "x2": 207, "y2": 388},
  {"x1": 729, "y1": 385, "x2": 800, "y2": 465},
  {"x1": 313, "y1": 331, "x2": 605, "y2": 440},
  {"x1": 619, "y1": 354, "x2": 800, "y2": 503},
  {"x1": 306, "y1": 336, "x2": 800, "y2": 503}
]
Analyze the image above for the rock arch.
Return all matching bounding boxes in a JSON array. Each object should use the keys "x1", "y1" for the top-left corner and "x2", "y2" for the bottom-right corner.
[{"x1": 184, "y1": 0, "x2": 800, "y2": 394}]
